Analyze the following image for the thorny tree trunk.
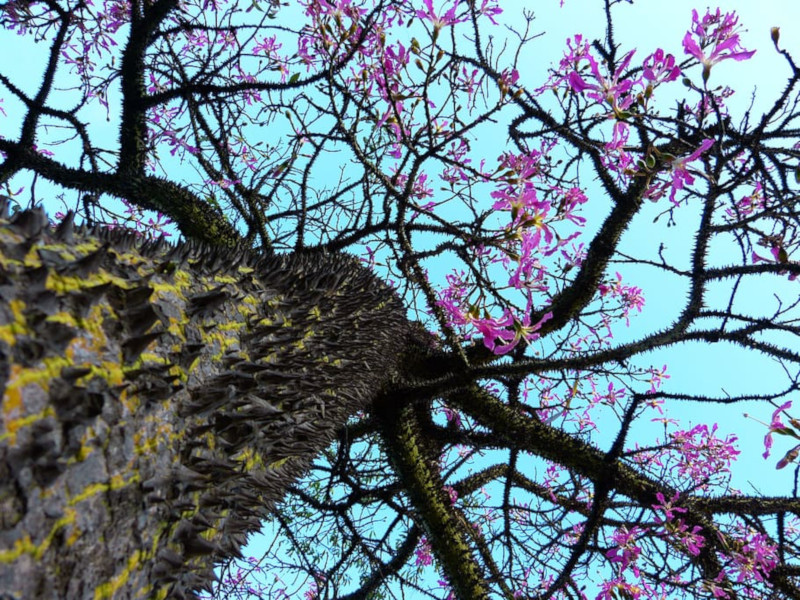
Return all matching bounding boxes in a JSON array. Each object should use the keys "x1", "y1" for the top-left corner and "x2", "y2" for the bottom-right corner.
[{"x1": 0, "y1": 202, "x2": 409, "y2": 599}]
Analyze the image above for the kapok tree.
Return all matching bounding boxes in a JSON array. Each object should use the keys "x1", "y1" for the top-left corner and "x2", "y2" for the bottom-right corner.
[{"x1": 1, "y1": 0, "x2": 800, "y2": 598}]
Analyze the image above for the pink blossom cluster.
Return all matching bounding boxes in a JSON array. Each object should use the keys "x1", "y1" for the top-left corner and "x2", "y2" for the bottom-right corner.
[
  {"x1": 693, "y1": 525, "x2": 779, "y2": 599},
  {"x1": 597, "y1": 579, "x2": 652, "y2": 600},
  {"x1": 725, "y1": 182, "x2": 765, "y2": 221},
  {"x1": 597, "y1": 272, "x2": 645, "y2": 325},
  {"x1": 668, "y1": 423, "x2": 740, "y2": 486},
  {"x1": 545, "y1": 35, "x2": 681, "y2": 118},
  {"x1": 682, "y1": 8, "x2": 756, "y2": 83},
  {"x1": 2, "y1": 1, "x2": 792, "y2": 596},
  {"x1": 726, "y1": 528, "x2": 779, "y2": 585},
  {"x1": 606, "y1": 525, "x2": 644, "y2": 577},
  {"x1": 763, "y1": 400, "x2": 793, "y2": 459},
  {"x1": 434, "y1": 142, "x2": 602, "y2": 355},
  {"x1": 415, "y1": 537, "x2": 434, "y2": 566},
  {"x1": 539, "y1": 8, "x2": 753, "y2": 204},
  {"x1": 650, "y1": 492, "x2": 705, "y2": 569}
]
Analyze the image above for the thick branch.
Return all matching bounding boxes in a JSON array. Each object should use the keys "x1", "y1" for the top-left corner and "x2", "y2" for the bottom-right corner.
[
  {"x1": 118, "y1": 0, "x2": 179, "y2": 173},
  {"x1": 375, "y1": 400, "x2": 490, "y2": 600},
  {"x1": 0, "y1": 140, "x2": 240, "y2": 248}
]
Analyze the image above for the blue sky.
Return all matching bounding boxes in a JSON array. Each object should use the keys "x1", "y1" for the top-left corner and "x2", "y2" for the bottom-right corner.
[{"x1": 3, "y1": 0, "x2": 800, "y2": 597}]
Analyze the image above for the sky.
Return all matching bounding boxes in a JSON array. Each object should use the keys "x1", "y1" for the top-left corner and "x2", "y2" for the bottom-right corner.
[
  {"x1": 518, "y1": 0, "x2": 800, "y2": 492},
  {"x1": 2, "y1": 0, "x2": 800, "y2": 597}
]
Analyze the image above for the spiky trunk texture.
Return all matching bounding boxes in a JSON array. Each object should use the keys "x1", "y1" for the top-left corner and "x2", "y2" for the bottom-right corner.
[{"x1": 0, "y1": 202, "x2": 409, "y2": 599}]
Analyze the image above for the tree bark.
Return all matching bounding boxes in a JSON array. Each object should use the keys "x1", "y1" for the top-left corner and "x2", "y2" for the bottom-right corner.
[{"x1": 0, "y1": 201, "x2": 409, "y2": 599}]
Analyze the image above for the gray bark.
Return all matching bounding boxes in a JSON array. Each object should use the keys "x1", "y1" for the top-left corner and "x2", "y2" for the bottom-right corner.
[{"x1": 0, "y1": 202, "x2": 408, "y2": 599}]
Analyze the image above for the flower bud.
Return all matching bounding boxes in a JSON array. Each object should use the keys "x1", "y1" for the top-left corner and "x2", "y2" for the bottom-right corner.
[
  {"x1": 771, "y1": 26, "x2": 780, "y2": 48},
  {"x1": 702, "y1": 64, "x2": 711, "y2": 84}
]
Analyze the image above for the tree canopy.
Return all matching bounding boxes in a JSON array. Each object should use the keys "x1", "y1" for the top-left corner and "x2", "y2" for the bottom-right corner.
[{"x1": 2, "y1": 0, "x2": 800, "y2": 598}]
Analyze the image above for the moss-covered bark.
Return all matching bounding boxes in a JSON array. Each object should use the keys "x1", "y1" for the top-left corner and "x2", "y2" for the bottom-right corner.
[
  {"x1": 376, "y1": 400, "x2": 490, "y2": 600},
  {"x1": 0, "y1": 201, "x2": 408, "y2": 599}
]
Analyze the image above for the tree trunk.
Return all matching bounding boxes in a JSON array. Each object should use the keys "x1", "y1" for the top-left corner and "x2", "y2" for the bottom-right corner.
[{"x1": 0, "y1": 202, "x2": 409, "y2": 599}]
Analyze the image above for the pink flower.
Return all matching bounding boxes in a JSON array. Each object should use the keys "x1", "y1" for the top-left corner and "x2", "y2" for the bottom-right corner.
[
  {"x1": 673, "y1": 520, "x2": 705, "y2": 556},
  {"x1": 568, "y1": 50, "x2": 636, "y2": 116},
  {"x1": 415, "y1": 0, "x2": 465, "y2": 33},
  {"x1": 477, "y1": 307, "x2": 553, "y2": 355},
  {"x1": 436, "y1": 270, "x2": 476, "y2": 331},
  {"x1": 506, "y1": 232, "x2": 548, "y2": 291},
  {"x1": 475, "y1": 0, "x2": 502, "y2": 25},
  {"x1": 553, "y1": 186, "x2": 588, "y2": 226},
  {"x1": 703, "y1": 573, "x2": 731, "y2": 599},
  {"x1": 652, "y1": 492, "x2": 687, "y2": 522},
  {"x1": 597, "y1": 272, "x2": 645, "y2": 325},
  {"x1": 663, "y1": 138, "x2": 714, "y2": 204},
  {"x1": 437, "y1": 579, "x2": 456, "y2": 600},
  {"x1": 536, "y1": 34, "x2": 591, "y2": 94},
  {"x1": 776, "y1": 443, "x2": 800, "y2": 470},
  {"x1": 684, "y1": 86, "x2": 735, "y2": 123},
  {"x1": 728, "y1": 530, "x2": 779, "y2": 583},
  {"x1": 642, "y1": 49, "x2": 681, "y2": 87},
  {"x1": 441, "y1": 406, "x2": 462, "y2": 428},
  {"x1": 763, "y1": 400, "x2": 792, "y2": 459},
  {"x1": 303, "y1": 573, "x2": 325, "y2": 600},
  {"x1": 490, "y1": 182, "x2": 544, "y2": 220},
  {"x1": 411, "y1": 174, "x2": 434, "y2": 200},
  {"x1": 606, "y1": 526, "x2": 643, "y2": 576},
  {"x1": 726, "y1": 182, "x2": 765, "y2": 220},
  {"x1": 670, "y1": 423, "x2": 740, "y2": 485},
  {"x1": 497, "y1": 68, "x2": 519, "y2": 98},
  {"x1": 597, "y1": 578, "x2": 650, "y2": 600},
  {"x1": 595, "y1": 381, "x2": 626, "y2": 406},
  {"x1": 601, "y1": 122, "x2": 635, "y2": 182},
  {"x1": 415, "y1": 537, "x2": 433, "y2": 566},
  {"x1": 647, "y1": 364, "x2": 669, "y2": 394},
  {"x1": 253, "y1": 35, "x2": 281, "y2": 56},
  {"x1": 34, "y1": 145, "x2": 55, "y2": 157},
  {"x1": 682, "y1": 9, "x2": 755, "y2": 83}
]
